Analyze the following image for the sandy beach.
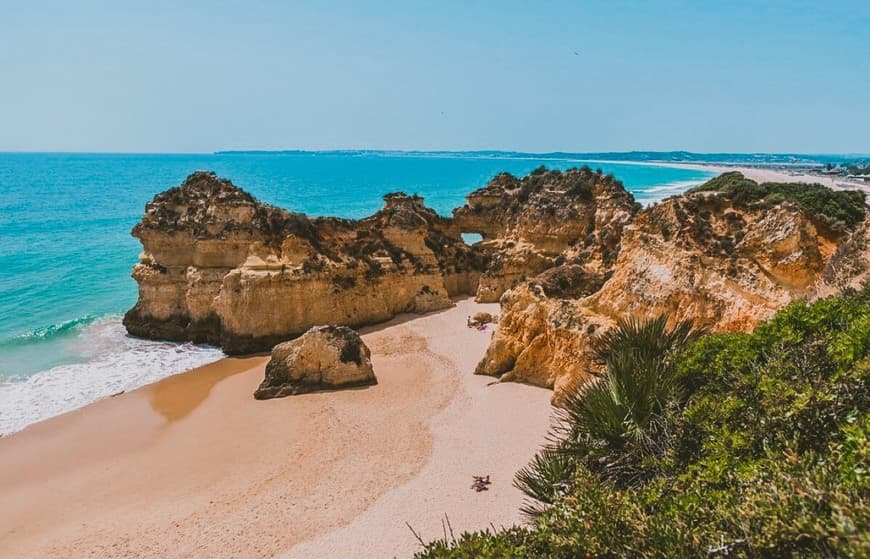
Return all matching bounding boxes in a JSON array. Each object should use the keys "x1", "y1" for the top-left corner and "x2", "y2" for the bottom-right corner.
[
  {"x1": 576, "y1": 159, "x2": 869, "y2": 196},
  {"x1": 665, "y1": 162, "x2": 870, "y2": 195},
  {"x1": 0, "y1": 298, "x2": 553, "y2": 558}
]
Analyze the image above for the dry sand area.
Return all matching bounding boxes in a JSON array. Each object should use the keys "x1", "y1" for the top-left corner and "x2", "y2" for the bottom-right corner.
[
  {"x1": 668, "y1": 162, "x2": 870, "y2": 195},
  {"x1": 0, "y1": 298, "x2": 553, "y2": 558}
]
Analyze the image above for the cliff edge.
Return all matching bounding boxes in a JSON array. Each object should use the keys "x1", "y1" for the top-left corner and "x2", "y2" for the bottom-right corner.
[{"x1": 477, "y1": 173, "x2": 867, "y2": 401}]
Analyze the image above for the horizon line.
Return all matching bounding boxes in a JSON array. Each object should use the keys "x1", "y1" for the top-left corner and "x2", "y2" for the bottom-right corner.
[{"x1": 1, "y1": 148, "x2": 869, "y2": 158}]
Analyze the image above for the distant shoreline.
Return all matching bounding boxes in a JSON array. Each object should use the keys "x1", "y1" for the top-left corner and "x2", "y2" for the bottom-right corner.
[
  {"x1": 659, "y1": 162, "x2": 870, "y2": 194},
  {"x1": 2, "y1": 149, "x2": 868, "y2": 168},
  {"x1": 213, "y1": 148, "x2": 870, "y2": 162},
  {"x1": 209, "y1": 151, "x2": 870, "y2": 192}
]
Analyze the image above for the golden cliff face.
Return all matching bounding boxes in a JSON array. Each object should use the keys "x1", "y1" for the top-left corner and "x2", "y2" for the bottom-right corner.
[
  {"x1": 123, "y1": 172, "x2": 484, "y2": 354},
  {"x1": 815, "y1": 217, "x2": 870, "y2": 297},
  {"x1": 453, "y1": 167, "x2": 637, "y2": 302},
  {"x1": 478, "y1": 186, "x2": 868, "y2": 403},
  {"x1": 125, "y1": 169, "x2": 867, "y2": 403}
]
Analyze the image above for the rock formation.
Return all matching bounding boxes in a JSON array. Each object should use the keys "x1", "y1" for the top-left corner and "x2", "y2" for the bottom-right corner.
[
  {"x1": 472, "y1": 311, "x2": 494, "y2": 325},
  {"x1": 254, "y1": 325, "x2": 376, "y2": 399},
  {"x1": 125, "y1": 169, "x2": 867, "y2": 405},
  {"x1": 477, "y1": 174, "x2": 867, "y2": 402},
  {"x1": 815, "y1": 216, "x2": 870, "y2": 297},
  {"x1": 123, "y1": 171, "x2": 484, "y2": 354},
  {"x1": 453, "y1": 167, "x2": 638, "y2": 302}
]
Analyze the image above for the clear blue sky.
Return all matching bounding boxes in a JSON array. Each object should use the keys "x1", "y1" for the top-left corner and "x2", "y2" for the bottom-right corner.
[{"x1": 1, "y1": 1, "x2": 868, "y2": 154}]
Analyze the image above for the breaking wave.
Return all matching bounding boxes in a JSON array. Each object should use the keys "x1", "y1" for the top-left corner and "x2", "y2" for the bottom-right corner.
[{"x1": 0, "y1": 316, "x2": 224, "y2": 436}]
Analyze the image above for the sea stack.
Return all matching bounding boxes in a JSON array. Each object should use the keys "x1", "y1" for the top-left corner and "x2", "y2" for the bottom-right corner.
[{"x1": 123, "y1": 171, "x2": 484, "y2": 354}]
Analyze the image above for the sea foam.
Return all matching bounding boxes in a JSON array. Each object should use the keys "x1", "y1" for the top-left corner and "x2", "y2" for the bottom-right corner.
[
  {"x1": 636, "y1": 179, "x2": 705, "y2": 205},
  {"x1": 0, "y1": 317, "x2": 224, "y2": 436},
  {"x1": 0, "y1": 152, "x2": 716, "y2": 437}
]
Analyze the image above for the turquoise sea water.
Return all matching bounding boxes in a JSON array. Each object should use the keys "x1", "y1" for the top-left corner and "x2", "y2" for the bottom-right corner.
[{"x1": 0, "y1": 152, "x2": 713, "y2": 434}]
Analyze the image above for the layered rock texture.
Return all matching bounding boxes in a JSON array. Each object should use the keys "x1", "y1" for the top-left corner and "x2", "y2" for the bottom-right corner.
[
  {"x1": 254, "y1": 325, "x2": 376, "y2": 399},
  {"x1": 453, "y1": 167, "x2": 637, "y2": 302},
  {"x1": 815, "y1": 213, "x2": 870, "y2": 297},
  {"x1": 125, "y1": 169, "x2": 867, "y2": 404},
  {"x1": 478, "y1": 173, "x2": 868, "y2": 401},
  {"x1": 123, "y1": 171, "x2": 483, "y2": 354}
]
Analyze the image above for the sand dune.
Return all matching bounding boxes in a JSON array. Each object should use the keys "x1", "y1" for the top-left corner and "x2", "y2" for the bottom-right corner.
[{"x1": 666, "y1": 162, "x2": 870, "y2": 195}]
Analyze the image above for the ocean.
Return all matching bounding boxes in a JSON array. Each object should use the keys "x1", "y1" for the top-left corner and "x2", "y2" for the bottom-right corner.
[{"x1": 0, "y1": 151, "x2": 714, "y2": 434}]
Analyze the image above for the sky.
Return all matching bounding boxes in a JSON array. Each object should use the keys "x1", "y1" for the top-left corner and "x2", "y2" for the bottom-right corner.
[{"x1": 1, "y1": 0, "x2": 868, "y2": 154}]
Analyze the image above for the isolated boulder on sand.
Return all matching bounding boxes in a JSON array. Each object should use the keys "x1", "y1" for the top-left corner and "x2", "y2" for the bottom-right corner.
[
  {"x1": 473, "y1": 312, "x2": 495, "y2": 325},
  {"x1": 254, "y1": 326, "x2": 377, "y2": 399}
]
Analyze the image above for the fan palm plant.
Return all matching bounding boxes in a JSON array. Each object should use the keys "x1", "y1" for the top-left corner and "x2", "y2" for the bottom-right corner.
[
  {"x1": 561, "y1": 316, "x2": 697, "y2": 484},
  {"x1": 513, "y1": 444, "x2": 576, "y2": 518},
  {"x1": 515, "y1": 315, "x2": 698, "y2": 515}
]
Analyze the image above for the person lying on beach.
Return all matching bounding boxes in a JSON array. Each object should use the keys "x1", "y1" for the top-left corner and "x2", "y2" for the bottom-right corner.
[{"x1": 471, "y1": 475, "x2": 491, "y2": 492}]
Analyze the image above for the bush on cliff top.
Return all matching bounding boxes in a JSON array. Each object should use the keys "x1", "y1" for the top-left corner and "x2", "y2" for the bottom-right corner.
[
  {"x1": 689, "y1": 171, "x2": 866, "y2": 232},
  {"x1": 415, "y1": 284, "x2": 870, "y2": 558}
]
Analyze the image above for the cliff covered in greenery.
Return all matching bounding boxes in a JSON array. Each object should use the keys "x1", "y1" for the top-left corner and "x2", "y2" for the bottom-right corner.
[
  {"x1": 417, "y1": 284, "x2": 870, "y2": 558},
  {"x1": 689, "y1": 171, "x2": 866, "y2": 232},
  {"x1": 478, "y1": 171, "x2": 866, "y2": 402}
]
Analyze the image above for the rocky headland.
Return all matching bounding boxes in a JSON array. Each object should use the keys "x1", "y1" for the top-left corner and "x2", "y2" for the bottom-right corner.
[
  {"x1": 125, "y1": 169, "x2": 868, "y2": 402},
  {"x1": 123, "y1": 171, "x2": 484, "y2": 354},
  {"x1": 477, "y1": 172, "x2": 868, "y2": 401}
]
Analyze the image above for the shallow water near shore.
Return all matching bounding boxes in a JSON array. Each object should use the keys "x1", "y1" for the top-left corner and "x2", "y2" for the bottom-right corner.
[{"x1": 0, "y1": 151, "x2": 713, "y2": 434}]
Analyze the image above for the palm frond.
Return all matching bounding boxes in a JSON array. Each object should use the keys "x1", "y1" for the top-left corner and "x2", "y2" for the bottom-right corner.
[
  {"x1": 562, "y1": 315, "x2": 696, "y2": 485},
  {"x1": 514, "y1": 445, "x2": 577, "y2": 519}
]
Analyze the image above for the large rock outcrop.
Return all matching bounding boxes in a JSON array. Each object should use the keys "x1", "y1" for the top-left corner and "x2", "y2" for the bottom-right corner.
[
  {"x1": 123, "y1": 171, "x2": 484, "y2": 354},
  {"x1": 453, "y1": 167, "x2": 638, "y2": 302},
  {"x1": 478, "y1": 176, "x2": 868, "y2": 402},
  {"x1": 254, "y1": 325, "x2": 376, "y2": 399},
  {"x1": 815, "y1": 216, "x2": 870, "y2": 297},
  {"x1": 125, "y1": 169, "x2": 867, "y2": 405}
]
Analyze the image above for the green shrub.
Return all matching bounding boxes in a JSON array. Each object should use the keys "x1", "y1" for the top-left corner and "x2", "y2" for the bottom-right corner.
[
  {"x1": 413, "y1": 526, "x2": 548, "y2": 559},
  {"x1": 514, "y1": 445, "x2": 576, "y2": 518},
  {"x1": 417, "y1": 285, "x2": 870, "y2": 558},
  {"x1": 559, "y1": 317, "x2": 696, "y2": 485},
  {"x1": 689, "y1": 172, "x2": 866, "y2": 231},
  {"x1": 513, "y1": 316, "x2": 698, "y2": 518}
]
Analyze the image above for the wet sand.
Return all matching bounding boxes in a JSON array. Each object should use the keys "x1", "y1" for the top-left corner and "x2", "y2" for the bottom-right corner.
[{"x1": 0, "y1": 298, "x2": 552, "y2": 558}]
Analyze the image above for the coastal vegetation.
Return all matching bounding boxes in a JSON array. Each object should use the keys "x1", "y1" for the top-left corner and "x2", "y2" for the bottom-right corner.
[
  {"x1": 416, "y1": 284, "x2": 870, "y2": 558},
  {"x1": 688, "y1": 172, "x2": 866, "y2": 232},
  {"x1": 845, "y1": 163, "x2": 870, "y2": 176},
  {"x1": 826, "y1": 161, "x2": 870, "y2": 177}
]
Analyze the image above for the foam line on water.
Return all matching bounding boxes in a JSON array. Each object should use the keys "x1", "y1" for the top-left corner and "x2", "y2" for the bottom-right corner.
[
  {"x1": 0, "y1": 317, "x2": 224, "y2": 436},
  {"x1": 635, "y1": 179, "x2": 706, "y2": 204},
  {"x1": 0, "y1": 315, "x2": 99, "y2": 347}
]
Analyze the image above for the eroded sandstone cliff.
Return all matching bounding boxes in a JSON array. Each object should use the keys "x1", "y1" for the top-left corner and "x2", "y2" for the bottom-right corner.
[
  {"x1": 477, "y1": 174, "x2": 867, "y2": 402},
  {"x1": 453, "y1": 167, "x2": 638, "y2": 302},
  {"x1": 123, "y1": 171, "x2": 484, "y2": 354},
  {"x1": 126, "y1": 169, "x2": 867, "y2": 404}
]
